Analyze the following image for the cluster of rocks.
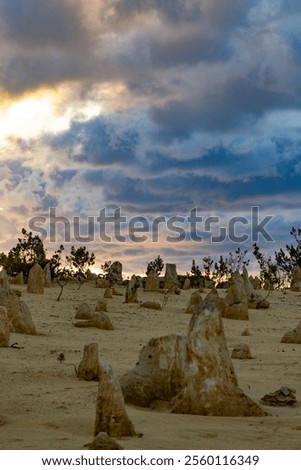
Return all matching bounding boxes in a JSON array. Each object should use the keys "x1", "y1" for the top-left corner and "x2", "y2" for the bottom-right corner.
[
  {"x1": 185, "y1": 269, "x2": 270, "y2": 321},
  {"x1": 0, "y1": 286, "x2": 37, "y2": 336},
  {"x1": 242, "y1": 267, "x2": 270, "y2": 309},
  {"x1": 74, "y1": 301, "x2": 113, "y2": 330},
  {"x1": 120, "y1": 300, "x2": 264, "y2": 416},
  {"x1": 0, "y1": 270, "x2": 37, "y2": 347}
]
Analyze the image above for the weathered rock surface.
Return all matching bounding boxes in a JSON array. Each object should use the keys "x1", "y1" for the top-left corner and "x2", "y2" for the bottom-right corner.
[
  {"x1": 205, "y1": 288, "x2": 226, "y2": 315},
  {"x1": 291, "y1": 266, "x2": 301, "y2": 292},
  {"x1": 223, "y1": 272, "x2": 249, "y2": 320},
  {"x1": 171, "y1": 301, "x2": 264, "y2": 416},
  {"x1": 95, "y1": 300, "x2": 107, "y2": 312},
  {"x1": 95, "y1": 362, "x2": 136, "y2": 437},
  {"x1": 85, "y1": 432, "x2": 123, "y2": 450},
  {"x1": 112, "y1": 287, "x2": 123, "y2": 296},
  {"x1": 144, "y1": 271, "x2": 159, "y2": 292},
  {"x1": 0, "y1": 269, "x2": 9, "y2": 289},
  {"x1": 122, "y1": 300, "x2": 263, "y2": 416},
  {"x1": 185, "y1": 289, "x2": 203, "y2": 314},
  {"x1": 96, "y1": 278, "x2": 109, "y2": 288},
  {"x1": 108, "y1": 261, "x2": 123, "y2": 284},
  {"x1": 75, "y1": 302, "x2": 94, "y2": 320},
  {"x1": 164, "y1": 264, "x2": 178, "y2": 292},
  {"x1": 104, "y1": 287, "x2": 113, "y2": 299},
  {"x1": 121, "y1": 334, "x2": 186, "y2": 407},
  {"x1": 182, "y1": 278, "x2": 191, "y2": 290},
  {"x1": 0, "y1": 306, "x2": 10, "y2": 347},
  {"x1": 77, "y1": 343, "x2": 100, "y2": 381},
  {"x1": 74, "y1": 312, "x2": 113, "y2": 330},
  {"x1": 242, "y1": 267, "x2": 269, "y2": 309},
  {"x1": 44, "y1": 262, "x2": 52, "y2": 287},
  {"x1": 241, "y1": 328, "x2": 251, "y2": 337},
  {"x1": 27, "y1": 263, "x2": 44, "y2": 294},
  {"x1": 125, "y1": 275, "x2": 139, "y2": 303},
  {"x1": 10, "y1": 272, "x2": 24, "y2": 285},
  {"x1": 261, "y1": 387, "x2": 297, "y2": 407},
  {"x1": 250, "y1": 275, "x2": 261, "y2": 290},
  {"x1": 0, "y1": 287, "x2": 37, "y2": 335},
  {"x1": 231, "y1": 343, "x2": 252, "y2": 359},
  {"x1": 281, "y1": 321, "x2": 301, "y2": 344}
]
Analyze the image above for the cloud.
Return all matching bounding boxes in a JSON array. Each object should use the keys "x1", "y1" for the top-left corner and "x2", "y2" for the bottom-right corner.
[
  {"x1": 1, "y1": 0, "x2": 301, "y2": 275},
  {"x1": 0, "y1": 0, "x2": 88, "y2": 49},
  {"x1": 47, "y1": 117, "x2": 139, "y2": 167}
]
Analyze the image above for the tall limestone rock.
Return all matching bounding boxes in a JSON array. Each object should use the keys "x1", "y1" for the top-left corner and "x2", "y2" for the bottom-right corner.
[
  {"x1": 164, "y1": 264, "x2": 178, "y2": 292},
  {"x1": 0, "y1": 287, "x2": 37, "y2": 335},
  {"x1": 0, "y1": 306, "x2": 10, "y2": 347},
  {"x1": 171, "y1": 301, "x2": 264, "y2": 416},
  {"x1": 144, "y1": 271, "x2": 159, "y2": 292},
  {"x1": 223, "y1": 271, "x2": 249, "y2": 320},
  {"x1": 94, "y1": 362, "x2": 136, "y2": 438},
  {"x1": 27, "y1": 263, "x2": 44, "y2": 294}
]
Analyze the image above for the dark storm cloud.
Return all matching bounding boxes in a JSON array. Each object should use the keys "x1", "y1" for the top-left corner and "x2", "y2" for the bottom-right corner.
[
  {"x1": 0, "y1": 0, "x2": 88, "y2": 49},
  {"x1": 114, "y1": 0, "x2": 258, "y2": 27},
  {"x1": 114, "y1": 0, "x2": 202, "y2": 23},
  {"x1": 1, "y1": 53, "x2": 93, "y2": 95},
  {"x1": 150, "y1": 75, "x2": 299, "y2": 138},
  {"x1": 108, "y1": 0, "x2": 260, "y2": 69},
  {"x1": 0, "y1": 0, "x2": 260, "y2": 97},
  {"x1": 47, "y1": 117, "x2": 139, "y2": 166}
]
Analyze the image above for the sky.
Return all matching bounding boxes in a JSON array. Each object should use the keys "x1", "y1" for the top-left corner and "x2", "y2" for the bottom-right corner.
[{"x1": 0, "y1": 0, "x2": 301, "y2": 276}]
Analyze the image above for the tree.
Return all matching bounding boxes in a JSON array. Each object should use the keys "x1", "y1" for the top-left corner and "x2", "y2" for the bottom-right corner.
[
  {"x1": 227, "y1": 248, "x2": 249, "y2": 274},
  {"x1": 213, "y1": 255, "x2": 229, "y2": 283},
  {"x1": 0, "y1": 228, "x2": 47, "y2": 280},
  {"x1": 66, "y1": 246, "x2": 95, "y2": 275},
  {"x1": 253, "y1": 243, "x2": 284, "y2": 288},
  {"x1": 202, "y1": 256, "x2": 214, "y2": 278},
  {"x1": 49, "y1": 245, "x2": 65, "y2": 279},
  {"x1": 146, "y1": 255, "x2": 164, "y2": 275},
  {"x1": 101, "y1": 260, "x2": 112, "y2": 277},
  {"x1": 275, "y1": 227, "x2": 301, "y2": 279},
  {"x1": 189, "y1": 259, "x2": 202, "y2": 286}
]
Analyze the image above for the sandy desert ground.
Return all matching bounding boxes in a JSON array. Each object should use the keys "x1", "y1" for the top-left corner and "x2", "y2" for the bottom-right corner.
[{"x1": 1, "y1": 281, "x2": 301, "y2": 450}]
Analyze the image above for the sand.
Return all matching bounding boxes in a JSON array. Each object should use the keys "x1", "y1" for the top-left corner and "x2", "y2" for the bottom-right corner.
[{"x1": 1, "y1": 282, "x2": 301, "y2": 450}]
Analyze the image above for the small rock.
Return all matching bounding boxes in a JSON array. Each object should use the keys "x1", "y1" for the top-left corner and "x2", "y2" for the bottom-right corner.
[
  {"x1": 85, "y1": 432, "x2": 123, "y2": 450},
  {"x1": 75, "y1": 302, "x2": 94, "y2": 320},
  {"x1": 77, "y1": 343, "x2": 100, "y2": 381},
  {"x1": 231, "y1": 343, "x2": 252, "y2": 359},
  {"x1": 261, "y1": 387, "x2": 297, "y2": 407},
  {"x1": 95, "y1": 300, "x2": 107, "y2": 312},
  {"x1": 281, "y1": 322, "x2": 301, "y2": 344},
  {"x1": 74, "y1": 313, "x2": 113, "y2": 330},
  {"x1": 241, "y1": 328, "x2": 250, "y2": 336}
]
